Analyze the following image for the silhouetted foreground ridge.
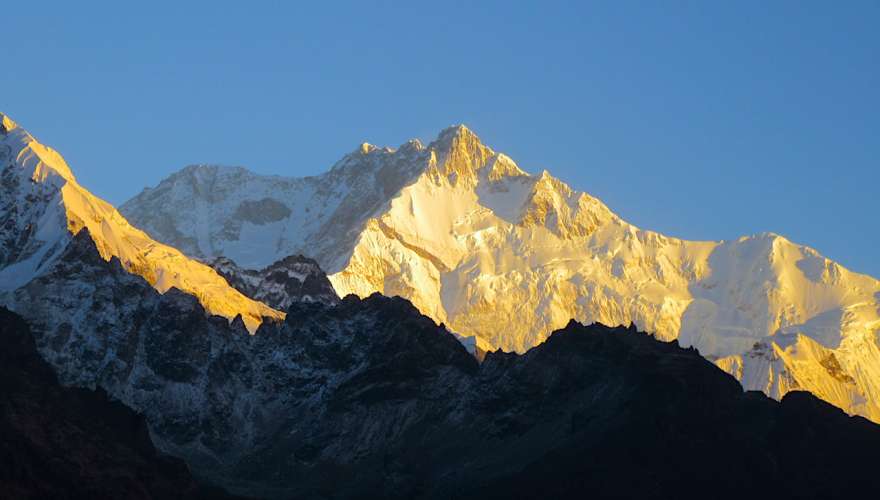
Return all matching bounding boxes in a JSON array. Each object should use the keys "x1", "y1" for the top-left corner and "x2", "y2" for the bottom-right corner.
[{"x1": 0, "y1": 307, "x2": 235, "y2": 500}]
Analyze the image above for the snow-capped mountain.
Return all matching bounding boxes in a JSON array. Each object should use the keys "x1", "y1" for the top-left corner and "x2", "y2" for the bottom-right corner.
[
  {"x1": 0, "y1": 112, "x2": 282, "y2": 330},
  {"x1": 2, "y1": 112, "x2": 878, "y2": 497},
  {"x1": 123, "y1": 125, "x2": 880, "y2": 423}
]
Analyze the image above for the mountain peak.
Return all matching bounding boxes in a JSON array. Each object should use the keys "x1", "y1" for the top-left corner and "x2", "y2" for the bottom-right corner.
[
  {"x1": 1, "y1": 111, "x2": 18, "y2": 134},
  {"x1": 0, "y1": 112, "x2": 76, "y2": 184},
  {"x1": 438, "y1": 123, "x2": 476, "y2": 139},
  {"x1": 434, "y1": 124, "x2": 485, "y2": 153},
  {"x1": 428, "y1": 124, "x2": 497, "y2": 181}
]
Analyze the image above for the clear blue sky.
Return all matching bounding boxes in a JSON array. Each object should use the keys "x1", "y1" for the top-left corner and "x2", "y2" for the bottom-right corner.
[{"x1": 3, "y1": 1, "x2": 878, "y2": 276}]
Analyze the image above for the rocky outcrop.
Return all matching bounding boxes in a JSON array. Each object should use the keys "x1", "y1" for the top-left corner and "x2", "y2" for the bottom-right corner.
[{"x1": 209, "y1": 254, "x2": 339, "y2": 310}]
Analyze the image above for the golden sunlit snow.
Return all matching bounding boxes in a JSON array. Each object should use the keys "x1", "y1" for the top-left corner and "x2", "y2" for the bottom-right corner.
[{"x1": 0, "y1": 112, "x2": 282, "y2": 331}]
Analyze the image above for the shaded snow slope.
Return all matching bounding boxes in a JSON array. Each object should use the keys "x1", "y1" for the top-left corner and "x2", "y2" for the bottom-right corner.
[
  {"x1": 0, "y1": 112, "x2": 282, "y2": 330},
  {"x1": 123, "y1": 125, "x2": 880, "y2": 422}
]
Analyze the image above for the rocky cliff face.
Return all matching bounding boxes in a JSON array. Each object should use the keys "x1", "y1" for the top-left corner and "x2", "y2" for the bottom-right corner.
[
  {"x1": 209, "y1": 254, "x2": 339, "y2": 310},
  {"x1": 0, "y1": 307, "x2": 233, "y2": 500},
  {"x1": 5, "y1": 230, "x2": 880, "y2": 499},
  {"x1": 121, "y1": 125, "x2": 880, "y2": 423}
]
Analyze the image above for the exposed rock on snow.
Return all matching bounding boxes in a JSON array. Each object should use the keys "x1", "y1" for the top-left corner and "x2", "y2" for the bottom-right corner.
[{"x1": 209, "y1": 254, "x2": 339, "y2": 311}]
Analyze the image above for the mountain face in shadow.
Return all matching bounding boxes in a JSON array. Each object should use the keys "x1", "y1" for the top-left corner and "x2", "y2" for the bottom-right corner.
[
  {"x1": 4, "y1": 231, "x2": 880, "y2": 499},
  {"x1": 0, "y1": 307, "x2": 235, "y2": 500}
]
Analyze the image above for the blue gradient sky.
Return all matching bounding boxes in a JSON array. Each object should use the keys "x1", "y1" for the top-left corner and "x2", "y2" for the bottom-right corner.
[{"x1": 3, "y1": 1, "x2": 878, "y2": 276}]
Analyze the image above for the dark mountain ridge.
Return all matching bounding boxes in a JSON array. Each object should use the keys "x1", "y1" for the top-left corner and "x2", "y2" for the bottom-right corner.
[{"x1": 2, "y1": 230, "x2": 880, "y2": 499}]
